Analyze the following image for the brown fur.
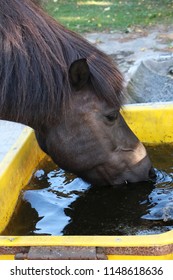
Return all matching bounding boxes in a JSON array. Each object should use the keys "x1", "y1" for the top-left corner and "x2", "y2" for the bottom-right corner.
[{"x1": 0, "y1": 0, "x2": 123, "y2": 129}]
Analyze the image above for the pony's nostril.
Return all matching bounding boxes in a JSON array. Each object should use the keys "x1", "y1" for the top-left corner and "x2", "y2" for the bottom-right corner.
[{"x1": 149, "y1": 167, "x2": 156, "y2": 179}]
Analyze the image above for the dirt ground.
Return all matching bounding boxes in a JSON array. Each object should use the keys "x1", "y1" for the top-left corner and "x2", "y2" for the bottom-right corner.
[{"x1": 84, "y1": 24, "x2": 173, "y2": 82}]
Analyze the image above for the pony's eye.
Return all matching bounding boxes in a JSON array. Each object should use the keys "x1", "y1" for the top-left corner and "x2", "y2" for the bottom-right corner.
[{"x1": 105, "y1": 112, "x2": 118, "y2": 122}]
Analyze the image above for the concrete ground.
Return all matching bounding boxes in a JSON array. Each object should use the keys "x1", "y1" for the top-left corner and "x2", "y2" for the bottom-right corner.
[{"x1": 1, "y1": 25, "x2": 173, "y2": 162}]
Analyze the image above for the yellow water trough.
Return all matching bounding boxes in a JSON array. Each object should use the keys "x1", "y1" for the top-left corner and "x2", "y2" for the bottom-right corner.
[{"x1": 0, "y1": 102, "x2": 173, "y2": 260}]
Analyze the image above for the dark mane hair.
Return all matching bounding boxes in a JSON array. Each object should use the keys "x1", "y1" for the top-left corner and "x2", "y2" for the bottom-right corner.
[{"x1": 0, "y1": 0, "x2": 123, "y2": 128}]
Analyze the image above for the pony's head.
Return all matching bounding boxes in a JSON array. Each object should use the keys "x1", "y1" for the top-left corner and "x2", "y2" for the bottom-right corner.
[
  {"x1": 0, "y1": 0, "x2": 155, "y2": 186},
  {"x1": 36, "y1": 57, "x2": 154, "y2": 186}
]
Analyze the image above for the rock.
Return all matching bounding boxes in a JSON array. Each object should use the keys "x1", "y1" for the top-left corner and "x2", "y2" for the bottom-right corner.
[{"x1": 126, "y1": 57, "x2": 173, "y2": 103}]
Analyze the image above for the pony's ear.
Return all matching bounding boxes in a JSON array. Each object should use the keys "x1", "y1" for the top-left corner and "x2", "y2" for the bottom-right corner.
[{"x1": 69, "y1": 58, "x2": 90, "y2": 90}]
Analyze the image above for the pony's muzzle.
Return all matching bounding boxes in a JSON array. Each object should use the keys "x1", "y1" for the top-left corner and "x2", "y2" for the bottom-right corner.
[
  {"x1": 123, "y1": 155, "x2": 155, "y2": 184},
  {"x1": 112, "y1": 142, "x2": 155, "y2": 185}
]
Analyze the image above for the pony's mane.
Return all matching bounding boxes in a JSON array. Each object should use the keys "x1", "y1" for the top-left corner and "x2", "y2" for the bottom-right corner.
[{"x1": 0, "y1": 0, "x2": 123, "y2": 128}]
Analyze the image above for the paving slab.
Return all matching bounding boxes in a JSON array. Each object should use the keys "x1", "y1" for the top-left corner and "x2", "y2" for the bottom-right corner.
[{"x1": 0, "y1": 121, "x2": 26, "y2": 162}]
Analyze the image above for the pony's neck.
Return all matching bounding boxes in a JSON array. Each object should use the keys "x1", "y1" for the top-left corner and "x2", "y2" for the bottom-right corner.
[
  {"x1": 0, "y1": 100, "x2": 60, "y2": 130},
  {"x1": 0, "y1": 109, "x2": 37, "y2": 129}
]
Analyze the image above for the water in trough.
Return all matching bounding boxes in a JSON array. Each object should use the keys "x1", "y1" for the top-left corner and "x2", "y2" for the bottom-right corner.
[{"x1": 3, "y1": 144, "x2": 173, "y2": 236}]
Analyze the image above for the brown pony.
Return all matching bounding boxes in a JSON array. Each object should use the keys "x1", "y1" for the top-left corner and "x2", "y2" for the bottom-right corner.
[{"x1": 0, "y1": 0, "x2": 155, "y2": 186}]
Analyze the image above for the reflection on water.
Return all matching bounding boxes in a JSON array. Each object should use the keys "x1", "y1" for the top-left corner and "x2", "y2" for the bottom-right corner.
[{"x1": 3, "y1": 145, "x2": 173, "y2": 236}]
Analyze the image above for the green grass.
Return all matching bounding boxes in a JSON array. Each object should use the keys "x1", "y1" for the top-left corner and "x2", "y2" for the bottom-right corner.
[{"x1": 44, "y1": 0, "x2": 173, "y2": 33}]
